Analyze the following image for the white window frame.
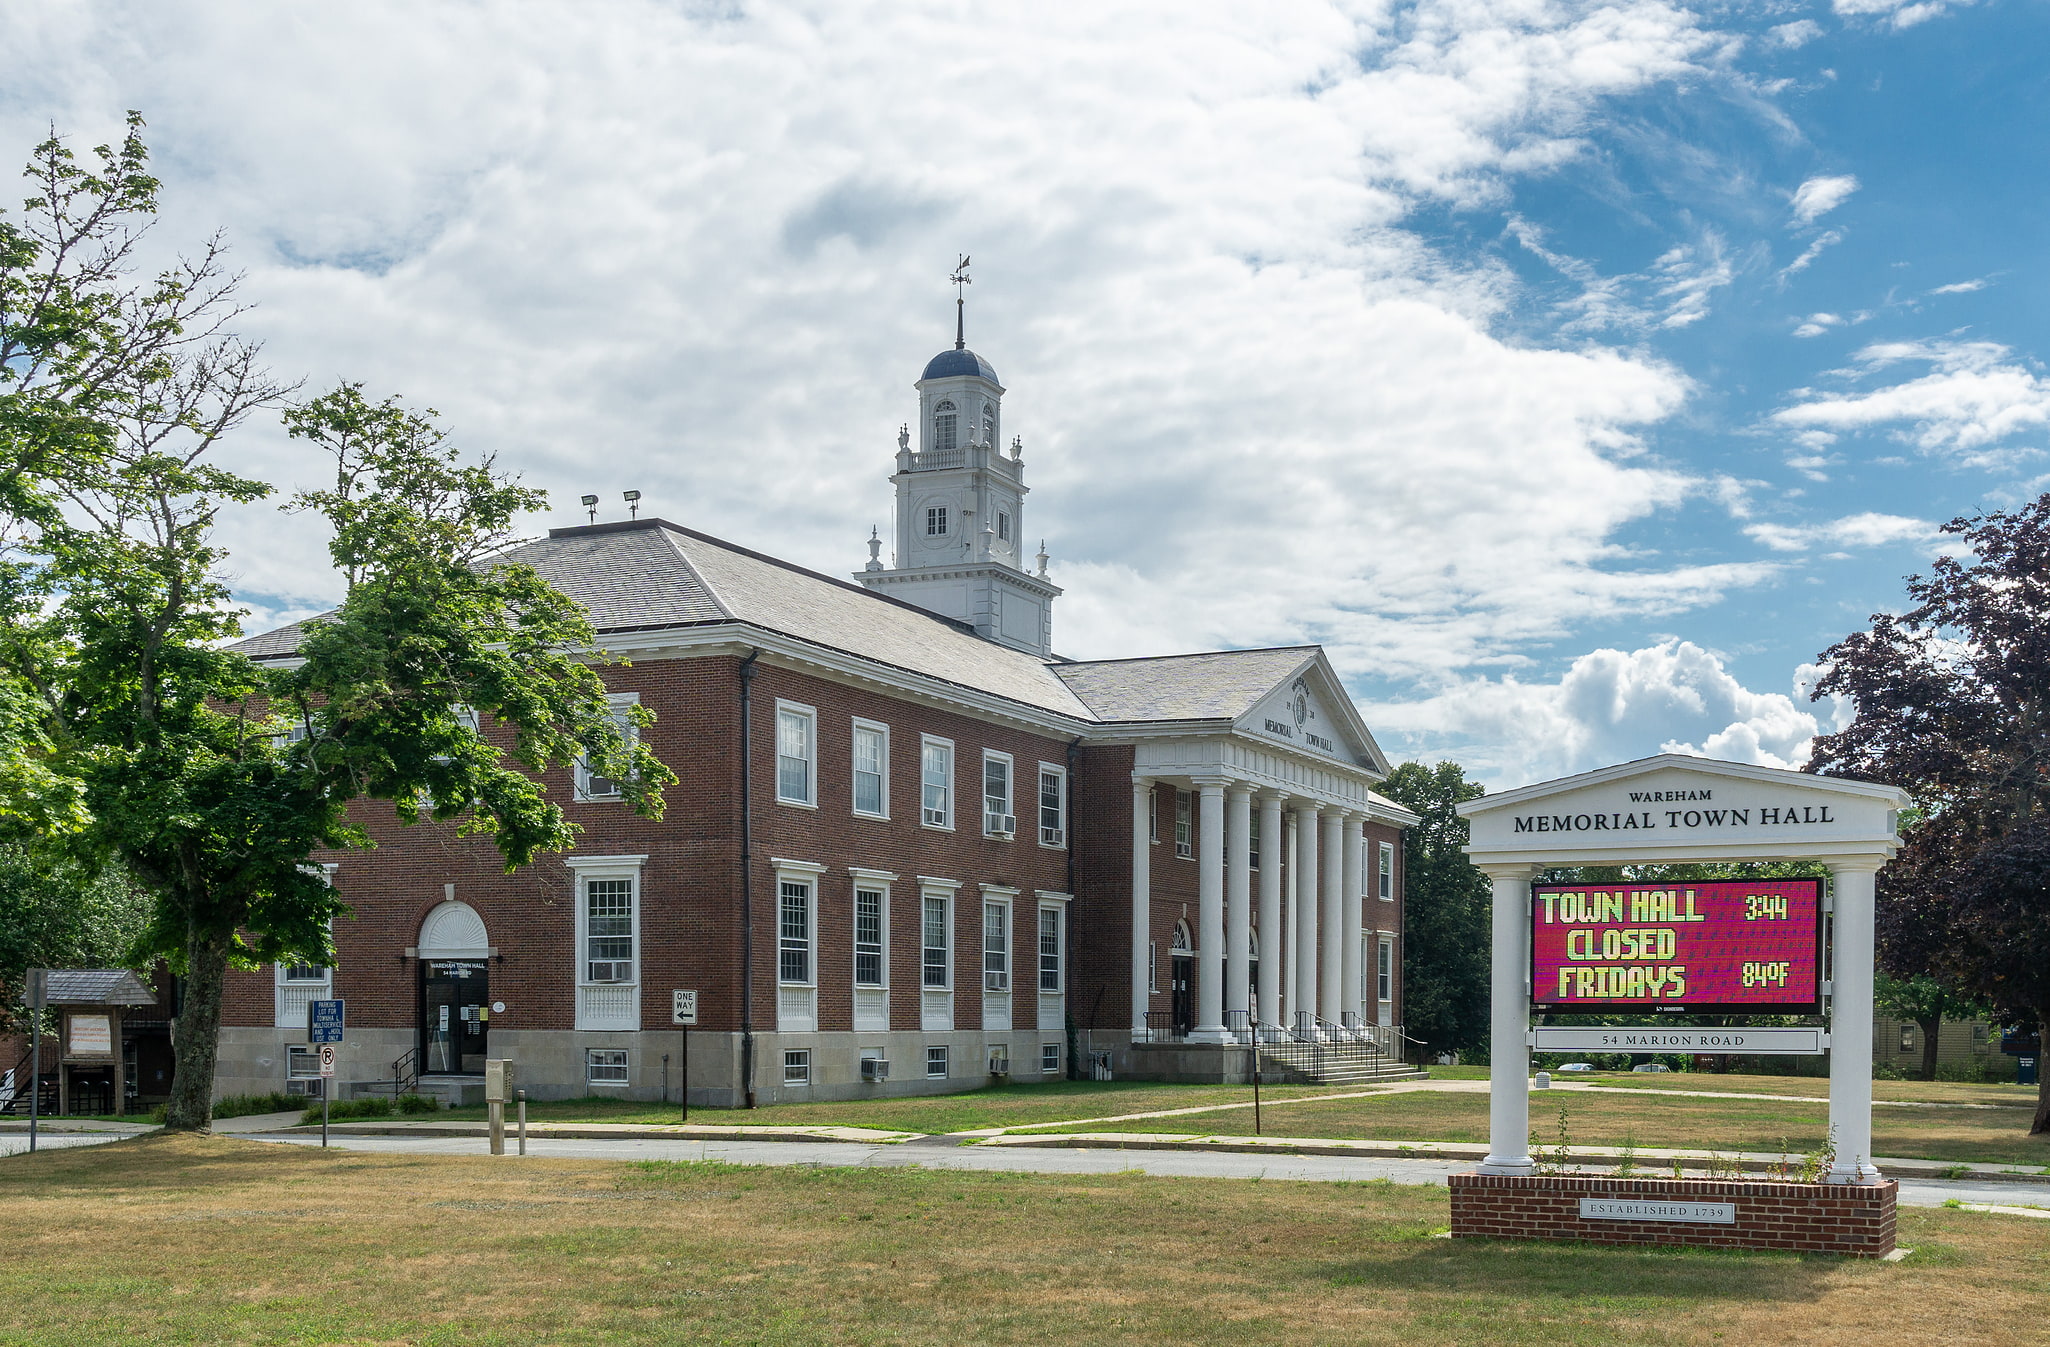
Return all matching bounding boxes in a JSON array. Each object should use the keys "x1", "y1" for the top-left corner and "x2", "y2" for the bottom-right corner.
[
  {"x1": 586, "y1": 1048, "x2": 630, "y2": 1087},
  {"x1": 1148, "y1": 787, "x2": 1158, "y2": 844},
  {"x1": 921, "y1": 889, "x2": 953, "y2": 991},
  {"x1": 925, "y1": 1044, "x2": 950, "y2": 1079},
  {"x1": 567, "y1": 854, "x2": 647, "y2": 1031},
  {"x1": 851, "y1": 718, "x2": 890, "y2": 820},
  {"x1": 921, "y1": 735, "x2": 954, "y2": 830},
  {"x1": 982, "y1": 750, "x2": 1015, "y2": 838},
  {"x1": 1148, "y1": 940, "x2": 1159, "y2": 993},
  {"x1": 777, "y1": 874, "x2": 816, "y2": 987},
  {"x1": 1041, "y1": 1043, "x2": 1061, "y2": 1074},
  {"x1": 1175, "y1": 789, "x2": 1193, "y2": 859},
  {"x1": 1038, "y1": 902, "x2": 1063, "y2": 994},
  {"x1": 854, "y1": 882, "x2": 889, "y2": 989},
  {"x1": 775, "y1": 700, "x2": 818, "y2": 808},
  {"x1": 1378, "y1": 841, "x2": 1395, "y2": 900},
  {"x1": 783, "y1": 1049, "x2": 812, "y2": 1086},
  {"x1": 983, "y1": 897, "x2": 1010, "y2": 992},
  {"x1": 1249, "y1": 809, "x2": 1261, "y2": 871},
  {"x1": 1037, "y1": 763, "x2": 1067, "y2": 848},
  {"x1": 1377, "y1": 936, "x2": 1394, "y2": 1004},
  {"x1": 574, "y1": 692, "x2": 639, "y2": 802},
  {"x1": 926, "y1": 504, "x2": 950, "y2": 535}
]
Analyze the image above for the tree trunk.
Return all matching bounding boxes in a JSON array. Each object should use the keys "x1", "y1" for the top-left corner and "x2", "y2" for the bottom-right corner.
[
  {"x1": 1918, "y1": 1015, "x2": 1943, "y2": 1082},
  {"x1": 2034, "y1": 1010, "x2": 2049, "y2": 1137},
  {"x1": 163, "y1": 926, "x2": 230, "y2": 1131}
]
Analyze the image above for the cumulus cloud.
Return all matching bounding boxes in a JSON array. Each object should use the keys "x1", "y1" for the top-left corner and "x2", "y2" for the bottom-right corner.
[
  {"x1": 1930, "y1": 278, "x2": 1987, "y2": 295},
  {"x1": 1767, "y1": 19, "x2": 1824, "y2": 47},
  {"x1": 1372, "y1": 640, "x2": 1836, "y2": 786},
  {"x1": 1833, "y1": 0, "x2": 1974, "y2": 28},
  {"x1": 1792, "y1": 313, "x2": 1843, "y2": 338},
  {"x1": 1789, "y1": 175, "x2": 1859, "y2": 225},
  {"x1": 1743, "y1": 511, "x2": 1931, "y2": 552},
  {"x1": 1772, "y1": 339, "x2": 2050, "y2": 467}
]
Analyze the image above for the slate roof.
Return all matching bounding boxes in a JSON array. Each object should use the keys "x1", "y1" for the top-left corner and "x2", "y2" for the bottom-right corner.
[
  {"x1": 1052, "y1": 647, "x2": 1318, "y2": 723},
  {"x1": 230, "y1": 521, "x2": 1094, "y2": 719},
  {"x1": 27, "y1": 969, "x2": 156, "y2": 1007}
]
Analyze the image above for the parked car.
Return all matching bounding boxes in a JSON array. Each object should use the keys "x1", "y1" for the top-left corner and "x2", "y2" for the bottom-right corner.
[
  {"x1": 1632, "y1": 1062, "x2": 1671, "y2": 1073},
  {"x1": 1556, "y1": 1062, "x2": 1596, "y2": 1072}
]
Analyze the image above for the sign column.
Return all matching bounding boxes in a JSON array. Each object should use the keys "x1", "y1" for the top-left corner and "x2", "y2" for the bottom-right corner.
[
  {"x1": 1480, "y1": 863, "x2": 1538, "y2": 1174},
  {"x1": 1827, "y1": 861, "x2": 1884, "y2": 1183}
]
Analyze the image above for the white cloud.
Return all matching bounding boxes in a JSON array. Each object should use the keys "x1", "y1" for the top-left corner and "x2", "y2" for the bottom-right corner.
[
  {"x1": 1789, "y1": 174, "x2": 1859, "y2": 225},
  {"x1": 1510, "y1": 218, "x2": 1737, "y2": 333},
  {"x1": 1833, "y1": 0, "x2": 1973, "y2": 28},
  {"x1": 1767, "y1": 20, "x2": 1824, "y2": 47},
  {"x1": 1373, "y1": 640, "x2": 1831, "y2": 786},
  {"x1": 1792, "y1": 312, "x2": 1843, "y2": 338},
  {"x1": 1743, "y1": 511, "x2": 1930, "y2": 552},
  {"x1": 1930, "y1": 278, "x2": 1987, "y2": 295},
  {"x1": 1777, "y1": 229, "x2": 1843, "y2": 283},
  {"x1": 0, "y1": 0, "x2": 1763, "y2": 697},
  {"x1": 1772, "y1": 339, "x2": 2050, "y2": 467}
]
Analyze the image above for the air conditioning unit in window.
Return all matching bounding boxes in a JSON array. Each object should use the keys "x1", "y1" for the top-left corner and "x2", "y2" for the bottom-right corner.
[
  {"x1": 988, "y1": 1053, "x2": 1010, "y2": 1078},
  {"x1": 1040, "y1": 827, "x2": 1065, "y2": 847},
  {"x1": 984, "y1": 970, "x2": 1009, "y2": 992},
  {"x1": 985, "y1": 813, "x2": 1016, "y2": 837},
  {"x1": 861, "y1": 1057, "x2": 890, "y2": 1082},
  {"x1": 586, "y1": 774, "x2": 621, "y2": 799},
  {"x1": 922, "y1": 807, "x2": 947, "y2": 826}
]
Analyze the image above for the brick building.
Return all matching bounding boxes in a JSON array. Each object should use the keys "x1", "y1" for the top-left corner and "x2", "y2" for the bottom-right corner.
[{"x1": 213, "y1": 333, "x2": 1417, "y2": 1105}]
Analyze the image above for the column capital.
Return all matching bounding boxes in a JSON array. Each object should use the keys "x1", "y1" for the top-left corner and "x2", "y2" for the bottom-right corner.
[
  {"x1": 1476, "y1": 862, "x2": 1542, "y2": 882},
  {"x1": 1131, "y1": 773, "x2": 1153, "y2": 788},
  {"x1": 1261, "y1": 789, "x2": 1292, "y2": 806},
  {"x1": 1825, "y1": 857, "x2": 1887, "y2": 877},
  {"x1": 1225, "y1": 782, "x2": 1254, "y2": 800},
  {"x1": 1189, "y1": 775, "x2": 1231, "y2": 792},
  {"x1": 1294, "y1": 800, "x2": 1324, "y2": 817}
]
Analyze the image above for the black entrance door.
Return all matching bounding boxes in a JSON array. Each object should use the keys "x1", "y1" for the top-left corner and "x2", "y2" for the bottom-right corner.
[
  {"x1": 1170, "y1": 956, "x2": 1194, "y2": 1037},
  {"x1": 421, "y1": 959, "x2": 490, "y2": 1074}
]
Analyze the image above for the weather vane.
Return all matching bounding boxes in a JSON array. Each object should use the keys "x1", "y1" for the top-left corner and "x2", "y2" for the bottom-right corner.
[{"x1": 951, "y1": 254, "x2": 971, "y2": 350}]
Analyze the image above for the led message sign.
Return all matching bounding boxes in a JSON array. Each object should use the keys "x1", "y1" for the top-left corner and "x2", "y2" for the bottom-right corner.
[{"x1": 1530, "y1": 879, "x2": 1822, "y2": 1013}]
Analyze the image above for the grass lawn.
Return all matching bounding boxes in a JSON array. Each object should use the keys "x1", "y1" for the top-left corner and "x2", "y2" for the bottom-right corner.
[
  {"x1": 1027, "y1": 1089, "x2": 2050, "y2": 1167},
  {"x1": 440, "y1": 1079, "x2": 1351, "y2": 1133},
  {"x1": 1, "y1": 1134, "x2": 2043, "y2": 1346},
  {"x1": 1436, "y1": 1065, "x2": 2033, "y2": 1107}
]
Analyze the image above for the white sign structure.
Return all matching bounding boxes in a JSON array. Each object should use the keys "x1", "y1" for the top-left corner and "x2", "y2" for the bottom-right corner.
[
  {"x1": 1580, "y1": 1199, "x2": 1736, "y2": 1224},
  {"x1": 1458, "y1": 754, "x2": 1906, "y2": 1186},
  {"x1": 671, "y1": 990, "x2": 698, "y2": 1026},
  {"x1": 1531, "y1": 1026, "x2": 1827, "y2": 1055},
  {"x1": 317, "y1": 1044, "x2": 337, "y2": 1078}
]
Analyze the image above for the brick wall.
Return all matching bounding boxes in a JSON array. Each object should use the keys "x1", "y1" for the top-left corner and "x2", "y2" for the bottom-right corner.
[{"x1": 1449, "y1": 1173, "x2": 1897, "y2": 1257}]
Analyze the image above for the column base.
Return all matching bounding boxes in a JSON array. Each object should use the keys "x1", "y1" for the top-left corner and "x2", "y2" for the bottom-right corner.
[
  {"x1": 1186, "y1": 1025, "x2": 1231, "y2": 1045},
  {"x1": 1477, "y1": 1157, "x2": 1534, "y2": 1176},
  {"x1": 1825, "y1": 1163, "x2": 1885, "y2": 1185}
]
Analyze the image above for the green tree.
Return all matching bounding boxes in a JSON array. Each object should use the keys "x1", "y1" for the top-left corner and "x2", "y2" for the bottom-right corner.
[
  {"x1": 1810, "y1": 496, "x2": 2050, "y2": 1133},
  {"x1": 0, "y1": 122, "x2": 675, "y2": 1129},
  {"x1": 1380, "y1": 760, "x2": 1491, "y2": 1059},
  {"x1": 1873, "y1": 973, "x2": 1986, "y2": 1083},
  {"x1": 0, "y1": 840, "x2": 151, "y2": 1036}
]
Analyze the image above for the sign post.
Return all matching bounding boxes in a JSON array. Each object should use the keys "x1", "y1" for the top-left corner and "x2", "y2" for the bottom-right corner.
[
  {"x1": 317, "y1": 1044, "x2": 337, "y2": 1146},
  {"x1": 672, "y1": 990, "x2": 697, "y2": 1124},
  {"x1": 24, "y1": 969, "x2": 44, "y2": 1153},
  {"x1": 307, "y1": 1000, "x2": 344, "y2": 1149}
]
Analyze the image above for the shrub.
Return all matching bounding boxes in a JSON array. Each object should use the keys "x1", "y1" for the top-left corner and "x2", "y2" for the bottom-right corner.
[
  {"x1": 302, "y1": 1096, "x2": 396, "y2": 1125},
  {"x1": 396, "y1": 1091, "x2": 441, "y2": 1114},
  {"x1": 213, "y1": 1092, "x2": 305, "y2": 1119},
  {"x1": 1935, "y1": 1056, "x2": 2018, "y2": 1084},
  {"x1": 1871, "y1": 1061, "x2": 1907, "y2": 1080}
]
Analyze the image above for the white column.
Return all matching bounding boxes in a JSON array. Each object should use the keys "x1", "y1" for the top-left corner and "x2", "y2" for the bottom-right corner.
[
  {"x1": 1224, "y1": 785, "x2": 1253, "y2": 1034},
  {"x1": 1130, "y1": 778, "x2": 1152, "y2": 1038},
  {"x1": 1480, "y1": 864, "x2": 1537, "y2": 1174},
  {"x1": 1827, "y1": 862, "x2": 1883, "y2": 1183},
  {"x1": 1191, "y1": 779, "x2": 1228, "y2": 1044},
  {"x1": 1319, "y1": 810, "x2": 1346, "y2": 1024},
  {"x1": 1293, "y1": 803, "x2": 1321, "y2": 1031},
  {"x1": 1256, "y1": 793, "x2": 1285, "y2": 1028},
  {"x1": 1341, "y1": 815, "x2": 1365, "y2": 1025}
]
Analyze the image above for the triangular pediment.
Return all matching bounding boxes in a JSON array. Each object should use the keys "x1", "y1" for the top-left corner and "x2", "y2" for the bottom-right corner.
[{"x1": 1235, "y1": 653, "x2": 1389, "y2": 774}]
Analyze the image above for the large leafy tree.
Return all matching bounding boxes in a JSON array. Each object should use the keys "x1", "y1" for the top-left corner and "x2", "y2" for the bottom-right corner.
[
  {"x1": 1380, "y1": 761, "x2": 1491, "y2": 1059},
  {"x1": 1, "y1": 120, "x2": 674, "y2": 1128},
  {"x1": 1810, "y1": 496, "x2": 2050, "y2": 1132},
  {"x1": 0, "y1": 839, "x2": 150, "y2": 1037}
]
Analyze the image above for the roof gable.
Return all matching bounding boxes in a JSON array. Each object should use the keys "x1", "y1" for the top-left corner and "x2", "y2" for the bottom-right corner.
[{"x1": 1233, "y1": 652, "x2": 1390, "y2": 774}]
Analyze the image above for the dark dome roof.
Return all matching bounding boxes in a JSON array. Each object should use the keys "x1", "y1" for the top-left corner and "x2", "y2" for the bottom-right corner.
[{"x1": 921, "y1": 348, "x2": 999, "y2": 383}]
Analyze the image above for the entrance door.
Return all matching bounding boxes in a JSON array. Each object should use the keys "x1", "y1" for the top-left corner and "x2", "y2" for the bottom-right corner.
[
  {"x1": 1170, "y1": 956, "x2": 1194, "y2": 1037},
  {"x1": 421, "y1": 960, "x2": 490, "y2": 1074}
]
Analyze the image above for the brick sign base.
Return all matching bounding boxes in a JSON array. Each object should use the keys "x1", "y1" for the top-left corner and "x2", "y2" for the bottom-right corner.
[{"x1": 1449, "y1": 1172, "x2": 1897, "y2": 1257}]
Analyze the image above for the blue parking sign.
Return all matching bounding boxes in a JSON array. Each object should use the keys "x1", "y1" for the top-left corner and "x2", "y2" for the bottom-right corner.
[{"x1": 308, "y1": 999, "x2": 345, "y2": 1044}]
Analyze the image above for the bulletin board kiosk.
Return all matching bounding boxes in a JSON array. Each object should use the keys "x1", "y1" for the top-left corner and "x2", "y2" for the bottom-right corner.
[{"x1": 1452, "y1": 754, "x2": 1907, "y2": 1257}]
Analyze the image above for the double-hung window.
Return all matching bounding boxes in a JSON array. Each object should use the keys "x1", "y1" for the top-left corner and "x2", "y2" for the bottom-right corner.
[
  {"x1": 852, "y1": 720, "x2": 888, "y2": 818},
  {"x1": 1174, "y1": 790, "x2": 1193, "y2": 859},
  {"x1": 983, "y1": 751, "x2": 1014, "y2": 837},
  {"x1": 576, "y1": 692, "x2": 640, "y2": 801},
  {"x1": 776, "y1": 703, "x2": 816, "y2": 807},
  {"x1": 1378, "y1": 842, "x2": 1395, "y2": 900},
  {"x1": 926, "y1": 505, "x2": 949, "y2": 535},
  {"x1": 983, "y1": 900, "x2": 1009, "y2": 991},
  {"x1": 1037, "y1": 765, "x2": 1066, "y2": 847},
  {"x1": 1377, "y1": 937, "x2": 1394, "y2": 1003},
  {"x1": 921, "y1": 737, "x2": 953, "y2": 828},
  {"x1": 779, "y1": 879, "x2": 813, "y2": 985},
  {"x1": 1038, "y1": 906, "x2": 1062, "y2": 993},
  {"x1": 1249, "y1": 810, "x2": 1261, "y2": 870},
  {"x1": 855, "y1": 887, "x2": 886, "y2": 987},
  {"x1": 585, "y1": 879, "x2": 635, "y2": 983},
  {"x1": 922, "y1": 893, "x2": 951, "y2": 988}
]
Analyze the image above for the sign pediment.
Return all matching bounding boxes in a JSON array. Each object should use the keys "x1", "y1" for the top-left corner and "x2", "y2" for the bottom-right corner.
[{"x1": 1460, "y1": 755, "x2": 1906, "y2": 865}]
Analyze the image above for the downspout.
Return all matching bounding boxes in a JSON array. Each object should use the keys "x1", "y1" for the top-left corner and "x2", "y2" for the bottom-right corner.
[
  {"x1": 737, "y1": 648, "x2": 761, "y2": 1109},
  {"x1": 1065, "y1": 736, "x2": 1082, "y2": 1075}
]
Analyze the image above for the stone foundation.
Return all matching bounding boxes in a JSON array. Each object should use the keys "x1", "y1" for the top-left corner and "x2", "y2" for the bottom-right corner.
[{"x1": 1449, "y1": 1172, "x2": 1897, "y2": 1257}]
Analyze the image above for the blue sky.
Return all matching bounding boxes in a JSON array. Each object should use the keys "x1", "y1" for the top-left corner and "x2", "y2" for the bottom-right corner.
[{"x1": 3, "y1": 0, "x2": 2045, "y2": 786}]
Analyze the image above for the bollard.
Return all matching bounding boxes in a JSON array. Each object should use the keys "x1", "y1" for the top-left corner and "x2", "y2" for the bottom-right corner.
[
  {"x1": 517, "y1": 1088, "x2": 527, "y2": 1156},
  {"x1": 1534, "y1": 1071, "x2": 1552, "y2": 1090}
]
